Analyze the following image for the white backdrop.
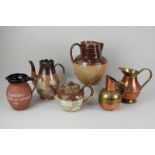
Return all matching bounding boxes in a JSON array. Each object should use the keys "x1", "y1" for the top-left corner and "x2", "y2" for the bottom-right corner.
[{"x1": 0, "y1": 26, "x2": 155, "y2": 128}]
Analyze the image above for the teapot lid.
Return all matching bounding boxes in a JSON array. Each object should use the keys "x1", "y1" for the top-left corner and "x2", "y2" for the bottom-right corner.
[
  {"x1": 60, "y1": 81, "x2": 81, "y2": 95},
  {"x1": 5, "y1": 73, "x2": 32, "y2": 83}
]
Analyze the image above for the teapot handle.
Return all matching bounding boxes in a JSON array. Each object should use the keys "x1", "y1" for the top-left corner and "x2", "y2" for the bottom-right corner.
[
  {"x1": 55, "y1": 63, "x2": 65, "y2": 83},
  {"x1": 27, "y1": 76, "x2": 36, "y2": 94},
  {"x1": 138, "y1": 68, "x2": 152, "y2": 89},
  {"x1": 70, "y1": 43, "x2": 81, "y2": 62},
  {"x1": 82, "y1": 86, "x2": 94, "y2": 103}
]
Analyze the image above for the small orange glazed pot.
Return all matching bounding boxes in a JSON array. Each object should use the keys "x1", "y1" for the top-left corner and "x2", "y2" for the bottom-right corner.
[{"x1": 6, "y1": 73, "x2": 35, "y2": 110}]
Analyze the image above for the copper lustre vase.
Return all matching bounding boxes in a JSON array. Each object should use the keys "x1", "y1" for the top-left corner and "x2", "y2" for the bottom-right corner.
[{"x1": 119, "y1": 67, "x2": 152, "y2": 103}]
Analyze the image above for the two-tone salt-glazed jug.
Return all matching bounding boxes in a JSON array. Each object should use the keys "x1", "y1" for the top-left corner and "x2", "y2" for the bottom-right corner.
[{"x1": 70, "y1": 41, "x2": 108, "y2": 85}]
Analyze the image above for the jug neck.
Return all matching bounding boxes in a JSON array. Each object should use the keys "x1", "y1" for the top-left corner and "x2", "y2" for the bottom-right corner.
[
  {"x1": 119, "y1": 67, "x2": 139, "y2": 78},
  {"x1": 39, "y1": 59, "x2": 56, "y2": 75},
  {"x1": 80, "y1": 41, "x2": 103, "y2": 60},
  {"x1": 105, "y1": 75, "x2": 117, "y2": 92}
]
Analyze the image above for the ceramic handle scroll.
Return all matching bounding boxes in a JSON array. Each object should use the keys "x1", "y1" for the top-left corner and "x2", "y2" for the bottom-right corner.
[
  {"x1": 70, "y1": 43, "x2": 81, "y2": 62},
  {"x1": 55, "y1": 63, "x2": 65, "y2": 83},
  {"x1": 82, "y1": 86, "x2": 94, "y2": 103},
  {"x1": 138, "y1": 68, "x2": 152, "y2": 89},
  {"x1": 27, "y1": 76, "x2": 36, "y2": 94}
]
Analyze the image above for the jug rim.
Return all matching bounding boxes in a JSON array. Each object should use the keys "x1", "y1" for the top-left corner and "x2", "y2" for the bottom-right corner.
[
  {"x1": 81, "y1": 41, "x2": 104, "y2": 48},
  {"x1": 5, "y1": 73, "x2": 32, "y2": 83},
  {"x1": 119, "y1": 67, "x2": 139, "y2": 76},
  {"x1": 40, "y1": 59, "x2": 54, "y2": 65}
]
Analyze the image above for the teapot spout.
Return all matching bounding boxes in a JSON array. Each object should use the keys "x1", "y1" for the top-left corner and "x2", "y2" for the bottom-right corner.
[
  {"x1": 29, "y1": 61, "x2": 37, "y2": 78},
  {"x1": 54, "y1": 95, "x2": 61, "y2": 101},
  {"x1": 29, "y1": 60, "x2": 37, "y2": 86}
]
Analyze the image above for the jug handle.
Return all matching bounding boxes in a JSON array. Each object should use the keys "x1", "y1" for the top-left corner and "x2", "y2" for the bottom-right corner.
[
  {"x1": 55, "y1": 63, "x2": 65, "y2": 82},
  {"x1": 82, "y1": 85, "x2": 94, "y2": 103},
  {"x1": 70, "y1": 43, "x2": 81, "y2": 62},
  {"x1": 138, "y1": 68, "x2": 152, "y2": 89},
  {"x1": 27, "y1": 77, "x2": 36, "y2": 94}
]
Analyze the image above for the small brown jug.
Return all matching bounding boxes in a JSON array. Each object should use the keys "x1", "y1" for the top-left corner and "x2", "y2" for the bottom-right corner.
[
  {"x1": 6, "y1": 73, "x2": 35, "y2": 110},
  {"x1": 119, "y1": 67, "x2": 152, "y2": 103},
  {"x1": 70, "y1": 41, "x2": 108, "y2": 85}
]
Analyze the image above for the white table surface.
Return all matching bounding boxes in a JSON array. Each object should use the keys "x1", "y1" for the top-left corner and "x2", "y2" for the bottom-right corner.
[{"x1": 0, "y1": 75, "x2": 155, "y2": 129}]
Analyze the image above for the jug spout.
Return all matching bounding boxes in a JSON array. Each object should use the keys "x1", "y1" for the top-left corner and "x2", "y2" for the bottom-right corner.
[
  {"x1": 105, "y1": 75, "x2": 117, "y2": 92},
  {"x1": 119, "y1": 67, "x2": 125, "y2": 72},
  {"x1": 119, "y1": 67, "x2": 139, "y2": 77},
  {"x1": 106, "y1": 75, "x2": 125, "y2": 94},
  {"x1": 119, "y1": 67, "x2": 130, "y2": 74}
]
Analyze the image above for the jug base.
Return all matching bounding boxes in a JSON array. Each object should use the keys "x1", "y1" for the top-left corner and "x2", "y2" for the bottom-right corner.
[
  {"x1": 122, "y1": 98, "x2": 137, "y2": 104},
  {"x1": 11, "y1": 105, "x2": 29, "y2": 110}
]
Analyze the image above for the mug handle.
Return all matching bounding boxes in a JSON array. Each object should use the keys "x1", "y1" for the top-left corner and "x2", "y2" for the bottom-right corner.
[
  {"x1": 27, "y1": 76, "x2": 36, "y2": 94},
  {"x1": 70, "y1": 43, "x2": 81, "y2": 62},
  {"x1": 82, "y1": 86, "x2": 94, "y2": 103},
  {"x1": 54, "y1": 63, "x2": 65, "y2": 83},
  {"x1": 138, "y1": 68, "x2": 152, "y2": 89}
]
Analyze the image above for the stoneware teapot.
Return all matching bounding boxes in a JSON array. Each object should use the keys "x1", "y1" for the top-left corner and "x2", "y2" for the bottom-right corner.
[
  {"x1": 6, "y1": 73, "x2": 35, "y2": 110},
  {"x1": 54, "y1": 81, "x2": 94, "y2": 112},
  {"x1": 29, "y1": 59, "x2": 65, "y2": 100},
  {"x1": 119, "y1": 67, "x2": 152, "y2": 103},
  {"x1": 99, "y1": 75, "x2": 124, "y2": 111},
  {"x1": 70, "y1": 41, "x2": 108, "y2": 85}
]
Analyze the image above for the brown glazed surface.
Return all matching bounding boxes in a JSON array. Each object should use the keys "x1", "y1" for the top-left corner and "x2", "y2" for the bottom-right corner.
[
  {"x1": 29, "y1": 59, "x2": 65, "y2": 100},
  {"x1": 6, "y1": 82, "x2": 32, "y2": 110},
  {"x1": 70, "y1": 41, "x2": 108, "y2": 85},
  {"x1": 58, "y1": 81, "x2": 83, "y2": 101},
  {"x1": 37, "y1": 74, "x2": 59, "y2": 100},
  {"x1": 57, "y1": 81, "x2": 94, "y2": 102}
]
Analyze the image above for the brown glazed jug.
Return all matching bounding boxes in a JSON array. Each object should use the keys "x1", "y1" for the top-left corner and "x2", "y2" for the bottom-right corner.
[
  {"x1": 29, "y1": 59, "x2": 65, "y2": 100},
  {"x1": 6, "y1": 73, "x2": 35, "y2": 110},
  {"x1": 70, "y1": 41, "x2": 108, "y2": 85},
  {"x1": 119, "y1": 67, "x2": 152, "y2": 103}
]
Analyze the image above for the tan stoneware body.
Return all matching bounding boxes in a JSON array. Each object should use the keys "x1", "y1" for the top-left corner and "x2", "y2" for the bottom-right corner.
[
  {"x1": 6, "y1": 74, "x2": 34, "y2": 110},
  {"x1": 70, "y1": 41, "x2": 108, "y2": 85},
  {"x1": 29, "y1": 59, "x2": 65, "y2": 100},
  {"x1": 119, "y1": 67, "x2": 152, "y2": 103}
]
